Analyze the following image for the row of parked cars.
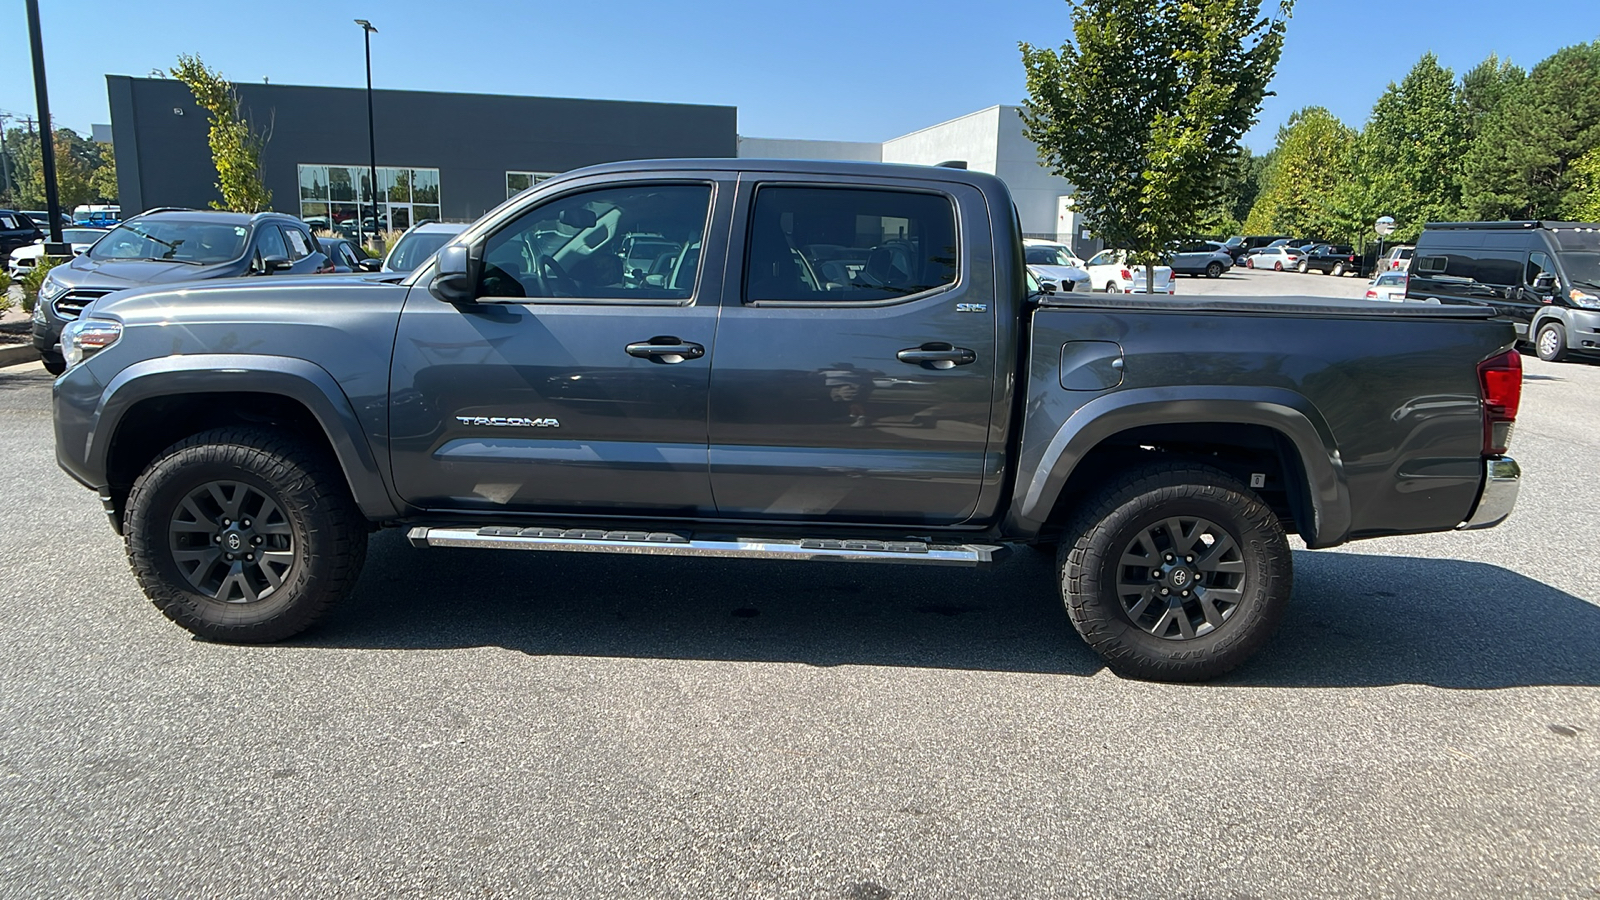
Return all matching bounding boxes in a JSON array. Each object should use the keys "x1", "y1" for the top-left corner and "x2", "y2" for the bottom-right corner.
[{"x1": 15, "y1": 206, "x2": 468, "y2": 373}]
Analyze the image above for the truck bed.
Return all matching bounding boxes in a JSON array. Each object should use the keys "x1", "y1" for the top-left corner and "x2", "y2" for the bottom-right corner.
[{"x1": 1037, "y1": 293, "x2": 1496, "y2": 319}]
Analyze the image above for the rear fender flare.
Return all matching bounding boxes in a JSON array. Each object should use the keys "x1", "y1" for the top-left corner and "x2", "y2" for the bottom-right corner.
[
  {"x1": 90, "y1": 354, "x2": 399, "y2": 520},
  {"x1": 1014, "y1": 386, "x2": 1351, "y2": 548}
]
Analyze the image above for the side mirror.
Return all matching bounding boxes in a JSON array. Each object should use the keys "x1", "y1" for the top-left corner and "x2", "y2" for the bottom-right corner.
[
  {"x1": 356, "y1": 257, "x2": 383, "y2": 272},
  {"x1": 428, "y1": 243, "x2": 477, "y2": 304},
  {"x1": 262, "y1": 254, "x2": 293, "y2": 274},
  {"x1": 559, "y1": 207, "x2": 597, "y2": 229},
  {"x1": 1532, "y1": 272, "x2": 1558, "y2": 292}
]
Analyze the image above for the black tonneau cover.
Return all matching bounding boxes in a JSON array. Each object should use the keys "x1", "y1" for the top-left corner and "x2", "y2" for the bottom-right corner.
[{"x1": 1036, "y1": 294, "x2": 1497, "y2": 319}]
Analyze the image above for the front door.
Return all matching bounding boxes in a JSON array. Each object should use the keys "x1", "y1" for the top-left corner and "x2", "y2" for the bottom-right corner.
[
  {"x1": 706, "y1": 177, "x2": 998, "y2": 526},
  {"x1": 389, "y1": 176, "x2": 730, "y2": 517}
]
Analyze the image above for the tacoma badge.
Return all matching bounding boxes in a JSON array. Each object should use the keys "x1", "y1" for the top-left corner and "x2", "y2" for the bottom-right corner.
[{"x1": 455, "y1": 416, "x2": 560, "y2": 428}]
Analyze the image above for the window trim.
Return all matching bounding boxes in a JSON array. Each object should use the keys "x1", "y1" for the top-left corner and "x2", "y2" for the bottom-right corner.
[
  {"x1": 506, "y1": 170, "x2": 560, "y2": 200},
  {"x1": 473, "y1": 179, "x2": 719, "y2": 308},
  {"x1": 738, "y1": 182, "x2": 965, "y2": 309}
]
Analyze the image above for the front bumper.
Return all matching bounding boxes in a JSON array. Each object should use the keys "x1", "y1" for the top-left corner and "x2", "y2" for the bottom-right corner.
[{"x1": 1457, "y1": 456, "x2": 1520, "y2": 530}]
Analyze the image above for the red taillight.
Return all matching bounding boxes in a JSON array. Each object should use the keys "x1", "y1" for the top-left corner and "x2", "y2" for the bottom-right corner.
[
  {"x1": 1477, "y1": 349, "x2": 1522, "y2": 455},
  {"x1": 1120, "y1": 268, "x2": 1133, "y2": 282},
  {"x1": 1365, "y1": 289, "x2": 1377, "y2": 298}
]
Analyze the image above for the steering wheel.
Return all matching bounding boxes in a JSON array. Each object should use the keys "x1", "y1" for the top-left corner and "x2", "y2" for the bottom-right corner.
[{"x1": 521, "y1": 239, "x2": 573, "y2": 297}]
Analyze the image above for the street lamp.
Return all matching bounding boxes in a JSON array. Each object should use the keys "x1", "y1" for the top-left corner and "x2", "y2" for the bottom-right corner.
[{"x1": 355, "y1": 18, "x2": 378, "y2": 247}]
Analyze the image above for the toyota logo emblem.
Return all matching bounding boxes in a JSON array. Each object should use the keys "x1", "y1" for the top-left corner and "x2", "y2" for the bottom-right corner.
[
  {"x1": 226, "y1": 534, "x2": 242, "y2": 550},
  {"x1": 1171, "y1": 569, "x2": 1189, "y2": 587}
]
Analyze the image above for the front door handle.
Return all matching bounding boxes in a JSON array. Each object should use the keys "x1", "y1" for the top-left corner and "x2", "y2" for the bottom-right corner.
[
  {"x1": 626, "y1": 336, "x2": 705, "y2": 363},
  {"x1": 897, "y1": 342, "x2": 976, "y2": 370}
]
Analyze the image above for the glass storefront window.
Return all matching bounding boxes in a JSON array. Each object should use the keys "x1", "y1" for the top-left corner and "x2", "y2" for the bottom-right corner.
[
  {"x1": 507, "y1": 171, "x2": 558, "y2": 199},
  {"x1": 298, "y1": 164, "x2": 440, "y2": 238}
]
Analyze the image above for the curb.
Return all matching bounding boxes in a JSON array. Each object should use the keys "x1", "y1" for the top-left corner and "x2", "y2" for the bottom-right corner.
[{"x1": 0, "y1": 344, "x2": 41, "y2": 369}]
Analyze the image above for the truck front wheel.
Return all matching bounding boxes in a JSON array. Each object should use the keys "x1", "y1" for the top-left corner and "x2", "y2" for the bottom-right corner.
[
  {"x1": 123, "y1": 427, "x2": 368, "y2": 643},
  {"x1": 1057, "y1": 464, "x2": 1292, "y2": 681}
]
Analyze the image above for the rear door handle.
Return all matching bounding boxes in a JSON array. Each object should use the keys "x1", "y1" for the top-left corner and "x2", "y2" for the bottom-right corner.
[
  {"x1": 897, "y1": 342, "x2": 976, "y2": 370},
  {"x1": 626, "y1": 336, "x2": 705, "y2": 363}
]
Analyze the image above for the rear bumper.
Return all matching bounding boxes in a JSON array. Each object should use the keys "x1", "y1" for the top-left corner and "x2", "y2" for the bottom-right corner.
[{"x1": 1458, "y1": 456, "x2": 1520, "y2": 530}]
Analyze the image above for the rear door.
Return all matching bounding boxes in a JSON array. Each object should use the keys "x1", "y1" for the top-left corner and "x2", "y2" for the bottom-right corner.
[
  {"x1": 389, "y1": 173, "x2": 733, "y2": 516},
  {"x1": 706, "y1": 175, "x2": 997, "y2": 525}
]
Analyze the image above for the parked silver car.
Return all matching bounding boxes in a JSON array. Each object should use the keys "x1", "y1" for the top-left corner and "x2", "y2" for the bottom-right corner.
[
  {"x1": 1023, "y1": 240, "x2": 1091, "y2": 292},
  {"x1": 1169, "y1": 240, "x2": 1233, "y2": 278}
]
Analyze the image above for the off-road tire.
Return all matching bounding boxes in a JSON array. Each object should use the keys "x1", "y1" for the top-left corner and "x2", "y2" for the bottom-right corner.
[
  {"x1": 124, "y1": 427, "x2": 368, "y2": 642},
  {"x1": 1536, "y1": 321, "x2": 1568, "y2": 363},
  {"x1": 41, "y1": 351, "x2": 66, "y2": 375},
  {"x1": 1056, "y1": 463, "x2": 1292, "y2": 681}
]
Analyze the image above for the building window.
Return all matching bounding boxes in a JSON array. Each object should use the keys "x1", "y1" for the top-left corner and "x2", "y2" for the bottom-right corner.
[
  {"x1": 297, "y1": 164, "x2": 441, "y2": 238},
  {"x1": 507, "y1": 171, "x2": 558, "y2": 199}
]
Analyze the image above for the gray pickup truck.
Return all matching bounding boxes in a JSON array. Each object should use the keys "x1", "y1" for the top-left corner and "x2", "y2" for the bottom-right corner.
[{"x1": 51, "y1": 160, "x2": 1524, "y2": 681}]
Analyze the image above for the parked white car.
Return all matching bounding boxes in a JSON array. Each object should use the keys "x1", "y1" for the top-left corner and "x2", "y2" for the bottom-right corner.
[
  {"x1": 1364, "y1": 271, "x2": 1409, "y2": 302},
  {"x1": 1242, "y1": 246, "x2": 1305, "y2": 271},
  {"x1": 1083, "y1": 249, "x2": 1176, "y2": 294},
  {"x1": 6, "y1": 227, "x2": 109, "y2": 278},
  {"x1": 1023, "y1": 240, "x2": 1091, "y2": 292},
  {"x1": 1378, "y1": 245, "x2": 1414, "y2": 273}
]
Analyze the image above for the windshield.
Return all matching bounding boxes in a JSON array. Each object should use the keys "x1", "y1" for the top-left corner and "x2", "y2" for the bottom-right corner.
[
  {"x1": 1026, "y1": 246, "x2": 1073, "y2": 266},
  {"x1": 386, "y1": 231, "x2": 457, "y2": 272},
  {"x1": 90, "y1": 219, "x2": 248, "y2": 264},
  {"x1": 1563, "y1": 251, "x2": 1600, "y2": 288}
]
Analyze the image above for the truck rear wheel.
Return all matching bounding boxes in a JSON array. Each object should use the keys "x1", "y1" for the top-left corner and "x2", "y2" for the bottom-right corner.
[
  {"x1": 1056, "y1": 464, "x2": 1292, "y2": 681},
  {"x1": 123, "y1": 427, "x2": 368, "y2": 643}
]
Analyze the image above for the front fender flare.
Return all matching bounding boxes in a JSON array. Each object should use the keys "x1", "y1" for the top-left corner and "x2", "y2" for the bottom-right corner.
[
  {"x1": 1013, "y1": 387, "x2": 1352, "y2": 548},
  {"x1": 89, "y1": 354, "x2": 399, "y2": 520}
]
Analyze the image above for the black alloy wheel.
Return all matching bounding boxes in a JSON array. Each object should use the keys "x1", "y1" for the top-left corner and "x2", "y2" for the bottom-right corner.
[
  {"x1": 124, "y1": 427, "x2": 368, "y2": 642},
  {"x1": 1112, "y1": 516, "x2": 1246, "y2": 640},
  {"x1": 1057, "y1": 463, "x2": 1292, "y2": 681},
  {"x1": 167, "y1": 480, "x2": 296, "y2": 604}
]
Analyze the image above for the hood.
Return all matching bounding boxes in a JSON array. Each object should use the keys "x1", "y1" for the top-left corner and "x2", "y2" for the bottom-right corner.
[
  {"x1": 53, "y1": 253, "x2": 242, "y2": 291},
  {"x1": 86, "y1": 272, "x2": 408, "y2": 325},
  {"x1": 1028, "y1": 264, "x2": 1091, "y2": 284}
]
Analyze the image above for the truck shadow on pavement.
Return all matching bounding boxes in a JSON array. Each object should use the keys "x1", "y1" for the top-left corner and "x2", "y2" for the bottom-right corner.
[{"x1": 306, "y1": 532, "x2": 1600, "y2": 689}]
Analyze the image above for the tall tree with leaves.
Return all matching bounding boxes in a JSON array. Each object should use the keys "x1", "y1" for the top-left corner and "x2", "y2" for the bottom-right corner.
[
  {"x1": 1564, "y1": 146, "x2": 1600, "y2": 222},
  {"x1": 1458, "y1": 53, "x2": 1525, "y2": 143},
  {"x1": 1339, "y1": 53, "x2": 1467, "y2": 242},
  {"x1": 1462, "y1": 41, "x2": 1600, "y2": 220},
  {"x1": 170, "y1": 54, "x2": 272, "y2": 212},
  {"x1": 1021, "y1": 0, "x2": 1293, "y2": 289},
  {"x1": 1243, "y1": 107, "x2": 1355, "y2": 240}
]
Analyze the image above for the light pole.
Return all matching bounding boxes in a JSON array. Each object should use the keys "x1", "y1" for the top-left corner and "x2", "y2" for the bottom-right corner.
[
  {"x1": 355, "y1": 18, "x2": 378, "y2": 247},
  {"x1": 25, "y1": 0, "x2": 63, "y2": 243}
]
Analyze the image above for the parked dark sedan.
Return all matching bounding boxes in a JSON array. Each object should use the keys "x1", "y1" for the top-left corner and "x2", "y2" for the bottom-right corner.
[{"x1": 316, "y1": 235, "x2": 374, "y2": 272}]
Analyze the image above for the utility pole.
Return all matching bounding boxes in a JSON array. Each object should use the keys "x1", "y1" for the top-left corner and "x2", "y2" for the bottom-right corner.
[
  {"x1": 25, "y1": 0, "x2": 63, "y2": 242},
  {"x1": 0, "y1": 113, "x2": 12, "y2": 202},
  {"x1": 355, "y1": 19, "x2": 378, "y2": 248}
]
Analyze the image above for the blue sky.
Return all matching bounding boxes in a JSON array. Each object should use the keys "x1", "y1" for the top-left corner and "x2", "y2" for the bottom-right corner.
[{"x1": 2, "y1": 0, "x2": 1597, "y2": 154}]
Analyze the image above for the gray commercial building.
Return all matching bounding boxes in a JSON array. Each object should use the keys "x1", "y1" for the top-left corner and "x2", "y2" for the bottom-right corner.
[{"x1": 107, "y1": 76, "x2": 737, "y2": 233}]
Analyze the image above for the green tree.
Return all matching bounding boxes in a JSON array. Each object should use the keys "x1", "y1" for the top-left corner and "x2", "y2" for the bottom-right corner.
[
  {"x1": 89, "y1": 140, "x2": 117, "y2": 202},
  {"x1": 1243, "y1": 107, "x2": 1355, "y2": 240},
  {"x1": 1021, "y1": 0, "x2": 1293, "y2": 288},
  {"x1": 1339, "y1": 53, "x2": 1467, "y2": 242},
  {"x1": 169, "y1": 54, "x2": 272, "y2": 212},
  {"x1": 1459, "y1": 52, "x2": 1525, "y2": 142},
  {"x1": 1564, "y1": 146, "x2": 1600, "y2": 221},
  {"x1": 1462, "y1": 41, "x2": 1600, "y2": 220},
  {"x1": 6, "y1": 128, "x2": 98, "y2": 211}
]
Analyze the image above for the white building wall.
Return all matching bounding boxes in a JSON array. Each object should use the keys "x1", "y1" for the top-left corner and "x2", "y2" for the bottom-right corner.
[
  {"x1": 880, "y1": 106, "x2": 1002, "y2": 174},
  {"x1": 737, "y1": 136, "x2": 882, "y2": 162},
  {"x1": 991, "y1": 106, "x2": 1077, "y2": 240}
]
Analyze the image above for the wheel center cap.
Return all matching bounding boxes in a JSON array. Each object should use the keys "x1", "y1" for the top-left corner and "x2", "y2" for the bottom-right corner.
[
  {"x1": 224, "y1": 532, "x2": 243, "y2": 552},
  {"x1": 1168, "y1": 567, "x2": 1192, "y2": 588}
]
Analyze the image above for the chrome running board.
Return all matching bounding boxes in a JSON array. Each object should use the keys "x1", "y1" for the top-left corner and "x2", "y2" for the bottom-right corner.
[{"x1": 407, "y1": 525, "x2": 1009, "y2": 567}]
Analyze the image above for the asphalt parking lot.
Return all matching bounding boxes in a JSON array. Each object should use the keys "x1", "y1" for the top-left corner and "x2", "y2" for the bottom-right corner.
[
  {"x1": 1175, "y1": 264, "x2": 1376, "y2": 299},
  {"x1": 1, "y1": 338, "x2": 1596, "y2": 898}
]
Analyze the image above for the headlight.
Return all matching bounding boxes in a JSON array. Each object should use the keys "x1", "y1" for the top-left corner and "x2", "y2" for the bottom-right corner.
[
  {"x1": 38, "y1": 271, "x2": 69, "y2": 304},
  {"x1": 61, "y1": 319, "x2": 122, "y2": 369},
  {"x1": 1571, "y1": 289, "x2": 1599, "y2": 310},
  {"x1": 31, "y1": 300, "x2": 47, "y2": 324}
]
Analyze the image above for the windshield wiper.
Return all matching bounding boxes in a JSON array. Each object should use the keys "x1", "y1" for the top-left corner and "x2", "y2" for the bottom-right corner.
[{"x1": 110, "y1": 256, "x2": 203, "y2": 265}]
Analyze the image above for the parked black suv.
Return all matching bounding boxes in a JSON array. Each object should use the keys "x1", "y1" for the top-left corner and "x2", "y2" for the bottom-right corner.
[
  {"x1": 1406, "y1": 220, "x2": 1600, "y2": 362},
  {"x1": 0, "y1": 209, "x2": 44, "y2": 267},
  {"x1": 31, "y1": 210, "x2": 330, "y2": 373}
]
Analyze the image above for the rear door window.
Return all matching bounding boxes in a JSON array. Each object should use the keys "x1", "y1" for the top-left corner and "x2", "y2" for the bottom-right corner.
[
  {"x1": 282, "y1": 227, "x2": 313, "y2": 260},
  {"x1": 743, "y1": 186, "x2": 958, "y2": 303}
]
